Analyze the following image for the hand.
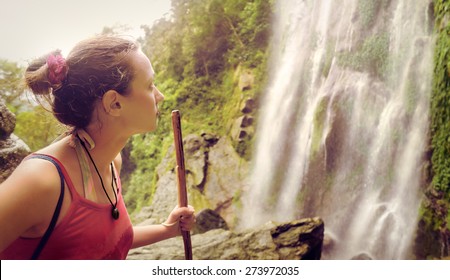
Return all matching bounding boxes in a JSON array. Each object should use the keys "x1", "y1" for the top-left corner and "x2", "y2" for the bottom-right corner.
[{"x1": 163, "y1": 205, "x2": 196, "y2": 233}]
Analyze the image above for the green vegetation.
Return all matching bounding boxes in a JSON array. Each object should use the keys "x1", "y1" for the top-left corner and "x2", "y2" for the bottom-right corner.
[
  {"x1": 358, "y1": 0, "x2": 380, "y2": 28},
  {"x1": 337, "y1": 0, "x2": 393, "y2": 79},
  {"x1": 311, "y1": 97, "x2": 329, "y2": 158},
  {"x1": 357, "y1": 0, "x2": 390, "y2": 29},
  {"x1": 321, "y1": 40, "x2": 335, "y2": 78},
  {"x1": 0, "y1": 0, "x2": 273, "y2": 215},
  {"x1": 0, "y1": 59, "x2": 24, "y2": 113},
  {"x1": 4, "y1": 0, "x2": 449, "y2": 258},
  {"x1": 338, "y1": 32, "x2": 390, "y2": 78},
  {"x1": 14, "y1": 106, "x2": 63, "y2": 151},
  {"x1": 416, "y1": 0, "x2": 450, "y2": 259},
  {"x1": 125, "y1": 0, "x2": 273, "y2": 214},
  {"x1": 430, "y1": 1, "x2": 450, "y2": 198},
  {"x1": 0, "y1": 59, "x2": 62, "y2": 151}
]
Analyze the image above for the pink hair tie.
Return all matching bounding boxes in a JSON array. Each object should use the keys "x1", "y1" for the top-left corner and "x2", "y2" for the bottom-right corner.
[{"x1": 47, "y1": 54, "x2": 68, "y2": 86}]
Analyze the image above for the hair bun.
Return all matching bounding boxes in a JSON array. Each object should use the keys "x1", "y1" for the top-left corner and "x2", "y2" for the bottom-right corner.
[
  {"x1": 25, "y1": 50, "x2": 63, "y2": 96},
  {"x1": 46, "y1": 53, "x2": 68, "y2": 89}
]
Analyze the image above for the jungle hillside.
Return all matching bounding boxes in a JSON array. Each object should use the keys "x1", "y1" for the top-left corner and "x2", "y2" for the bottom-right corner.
[{"x1": 1, "y1": 0, "x2": 449, "y2": 259}]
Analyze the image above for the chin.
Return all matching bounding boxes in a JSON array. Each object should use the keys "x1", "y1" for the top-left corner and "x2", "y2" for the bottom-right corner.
[
  {"x1": 145, "y1": 123, "x2": 158, "y2": 133},
  {"x1": 131, "y1": 125, "x2": 156, "y2": 135}
]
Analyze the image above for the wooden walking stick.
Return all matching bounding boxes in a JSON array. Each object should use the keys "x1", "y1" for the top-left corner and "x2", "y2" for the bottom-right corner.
[{"x1": 171, "y1": 110, "x2": 193, "y2": 260}]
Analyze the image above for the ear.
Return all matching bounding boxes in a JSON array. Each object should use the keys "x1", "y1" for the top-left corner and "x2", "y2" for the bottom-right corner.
[{"x1": 102, "y1": 90, "x2": 122, "y2": 117}]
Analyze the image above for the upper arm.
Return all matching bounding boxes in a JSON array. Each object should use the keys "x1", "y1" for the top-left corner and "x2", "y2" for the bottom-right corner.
[{"x1": 0, "y1": 159, "x2": 61, "y2": 252}]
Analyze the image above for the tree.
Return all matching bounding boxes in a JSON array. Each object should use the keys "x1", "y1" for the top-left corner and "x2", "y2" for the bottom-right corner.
[
  {"x1": 0, "y1": 59, "x2": 26, "y2": 113},
  {"x1": 124, "y1": 0, "x2": 274, "y2": 215},
  {"x1": 14, "y1": 106, "x2": 63, "y2": 151}
]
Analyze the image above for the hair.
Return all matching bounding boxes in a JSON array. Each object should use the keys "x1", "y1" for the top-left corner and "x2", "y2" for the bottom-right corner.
[{"x1": 25, "y1": 35, "x2": 139, "y2": 129}]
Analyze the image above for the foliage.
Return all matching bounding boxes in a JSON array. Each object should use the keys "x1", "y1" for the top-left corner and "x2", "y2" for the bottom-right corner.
[
  {"x1": 430, "y1": 1, "x2": 450, "y2": 207},
  {"x1": 357, "y1": 0, "x2": 390, "y2": 29},
  {"x1": 311, "y1": 97, "x2": 329, "y2": 158},
  {"x1": 338, "y1": 32, "x2": 390, "y2": 78},
  {"x1": 124, "y1": 0, "x2": 273, "y2": 214},
  {"x1": 0, "y1": 60, "x2": 25, "y2": 113},
  {"x1": 0, "y1": 1, "x2": 272, "y2": 216},
  {"x1": 358, "y1": 0, "x2": 379, "y2": 28},
  {"x1": 14, "y1": 106, "x2": 63, "y2": 151},
  {"x1": 100, "y1": 24, "x2": 133, "y2": 35},
  {"x1": 0, "y1": 0, "x2": 273, "y2": 215},
  {"x1": 417, "y1": 0, "x2": 450, "y2": 259},
  {"x1": 1, "y1": 59, "x2": 62, "y2": 151}
]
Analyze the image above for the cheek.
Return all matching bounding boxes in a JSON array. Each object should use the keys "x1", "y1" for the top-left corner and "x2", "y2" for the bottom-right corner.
[
  {"x1": 140, "y1": 94, "x2": 157, "y2": 117},
  {"x1": 134, "y1": 90, "x2": 154, "y2": 107},
  {"x1": 144, "y1": 94, "x2": 156, "y2": 109}
]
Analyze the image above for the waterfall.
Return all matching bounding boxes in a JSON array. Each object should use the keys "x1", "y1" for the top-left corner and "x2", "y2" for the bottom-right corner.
[{"x1": 242, "y1": 0, "x2": 434, "y2": 260}]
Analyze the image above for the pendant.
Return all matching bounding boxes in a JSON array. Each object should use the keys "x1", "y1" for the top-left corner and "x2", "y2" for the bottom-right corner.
[{"x1": 112, "y1": 207, "x2": 120, "y2": 220}]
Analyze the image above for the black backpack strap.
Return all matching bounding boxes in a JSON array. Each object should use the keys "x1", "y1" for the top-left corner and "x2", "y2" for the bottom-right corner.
[{"x1": 28, "y1": 154, "x2": 65, "y2": 260}]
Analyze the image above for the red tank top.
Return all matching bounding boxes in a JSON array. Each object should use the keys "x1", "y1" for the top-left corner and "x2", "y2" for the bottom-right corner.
[{"x1": 0, "y1": 154, "x2": 134, "y2": 259}]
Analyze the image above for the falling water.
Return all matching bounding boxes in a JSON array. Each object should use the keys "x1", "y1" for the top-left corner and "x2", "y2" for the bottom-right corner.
[{"x1": 242, "y1": 0, "x2": 434, "y2": 259}]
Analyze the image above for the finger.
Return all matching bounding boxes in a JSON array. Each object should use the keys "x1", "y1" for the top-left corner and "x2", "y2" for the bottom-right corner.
[
  {"x1": 170, "y1": 207, "x2": 186, "y2": 218},
  {"x1": 180, "y1": 222, "x2": 195, "y2": 231},
  {"x1": 177, "y1": 207, "x2": 195, "y2": 217},
  {"x1": 182, "y1": 222, "x2": 194, "y2": 231}
]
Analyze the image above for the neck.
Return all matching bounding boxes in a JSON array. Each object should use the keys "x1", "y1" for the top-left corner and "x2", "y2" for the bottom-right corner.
[{"x1": 78, "y1": 124, "x2": 128, "y2": 172}]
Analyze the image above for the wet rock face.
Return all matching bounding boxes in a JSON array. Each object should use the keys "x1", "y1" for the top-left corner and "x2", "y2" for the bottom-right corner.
[
  {"x1": 0, "y1": 98, "x2": 30, "y2": 183},
  {"x1": 134, "y1": 133, "x2": 249, "y2": 228}
]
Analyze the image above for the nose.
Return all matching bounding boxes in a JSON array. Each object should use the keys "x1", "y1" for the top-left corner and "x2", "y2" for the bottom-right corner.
[{"x1": 155, "y1": 87, "x2": 164, "y2": 103}]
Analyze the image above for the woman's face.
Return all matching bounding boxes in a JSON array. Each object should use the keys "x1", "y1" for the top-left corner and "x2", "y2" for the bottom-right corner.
[{"x1": 121, "y1": 50, "x2": 164, "y2": 134}]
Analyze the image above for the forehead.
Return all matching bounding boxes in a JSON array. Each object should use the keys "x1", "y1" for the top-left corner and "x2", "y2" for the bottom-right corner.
[{"x1": 129, "y1": 50, "x2": 154, "y2": 81}]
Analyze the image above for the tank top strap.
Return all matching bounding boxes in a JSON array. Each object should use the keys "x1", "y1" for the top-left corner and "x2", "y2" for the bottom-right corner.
[
  {"x1": 25, "y1": 153, "x2": 78, "y2": 198},
  {"x1": 24, "y1": 153, "x2": 65, "y2": 259}
]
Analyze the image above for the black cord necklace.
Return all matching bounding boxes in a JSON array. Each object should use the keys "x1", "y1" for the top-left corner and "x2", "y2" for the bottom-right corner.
[{"x1": 76, "y1": 135, "x2": 119, "y2": 220}]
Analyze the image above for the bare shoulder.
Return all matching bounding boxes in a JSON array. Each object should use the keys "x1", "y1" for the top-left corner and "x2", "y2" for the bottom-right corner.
[
  {"x1": 0, "y1": 157, "x2": 62, "y2": 250},
  {"x1": 1, "y1": 157, "x2": 62, "y2": 206}
]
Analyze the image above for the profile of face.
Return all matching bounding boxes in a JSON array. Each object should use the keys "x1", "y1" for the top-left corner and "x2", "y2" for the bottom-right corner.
[{"x1": 119, "y1": 50, "x2": 165, "y2": 134}]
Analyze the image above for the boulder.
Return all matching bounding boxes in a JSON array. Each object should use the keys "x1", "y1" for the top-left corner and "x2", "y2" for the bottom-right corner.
[
  {"x1": 127, "y1": 217, "x2": 324, "y2": 260},
  {"x1": 194, "y1": 208, "x2": 229, "y2": 234},
  {"x1": 0, "y1": 99, "x2": 16, "y2": 140},
  {"x1": 0, "y1": 98, "x2": 30, "y2": 183},
  {"x1": 0, "y1": 135, "x2": 30, "y2": 182}
]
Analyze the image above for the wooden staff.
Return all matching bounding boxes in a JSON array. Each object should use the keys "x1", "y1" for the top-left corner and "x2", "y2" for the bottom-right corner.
[{"x1": 171, "y1": 110, "x2": 193, "y2": 260}]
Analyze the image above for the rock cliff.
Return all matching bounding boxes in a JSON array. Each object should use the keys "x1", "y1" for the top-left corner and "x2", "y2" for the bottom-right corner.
[
  {"x1": 133, "y1": 133, "x2": 250, "y2": 228},
  {"x1": 0, "y1": 97, "x2": 30, "y2": 183},
  {"x1": 129, "y1": 128, "x2": 324, "y2": 259}
]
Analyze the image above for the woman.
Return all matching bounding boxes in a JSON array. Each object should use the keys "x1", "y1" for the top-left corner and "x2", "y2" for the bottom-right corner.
[{"x1": 0, "y1": 35, "x2": 195, "y2": 259}]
